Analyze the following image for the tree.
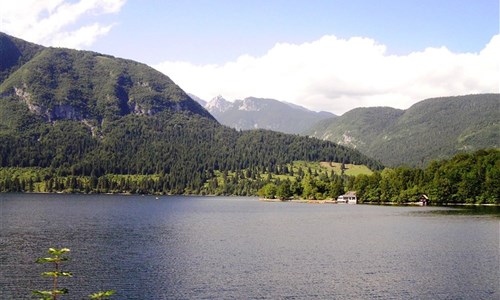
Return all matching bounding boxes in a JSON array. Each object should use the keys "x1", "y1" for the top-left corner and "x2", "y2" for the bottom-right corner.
[
  {"x1": 327, "y1": 175, "x2": 344, "y2": 199},
  {"x1": 258, "y1": 183, "x2": 277, "y2": 199},
  {"x1": 276, "y1": 180, "x2": 292, "y2": 200},
  {"x1": 302, "y1": 174, "x2": 318, "y2": 199}
]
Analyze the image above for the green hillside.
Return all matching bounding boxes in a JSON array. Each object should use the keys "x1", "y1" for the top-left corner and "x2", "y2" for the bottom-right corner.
[
  {"x1": 309, "y1": 107, "x2": 403, "y2": 148},
  {"x1": 0, "y1": 33, "x2": 43, "y2": 82},
  {"x1": 308, "y1": 94, "x2": 499, "y2": 167},
  {"x1": 0, "y1": 33, "x2": 212, "y2": 122},
  {"x1": 0, "y1": 32, "x2": 382, "y2": 195},
  {"x1": 319, "y1": 162, "x2": 373, "y2": 176}
]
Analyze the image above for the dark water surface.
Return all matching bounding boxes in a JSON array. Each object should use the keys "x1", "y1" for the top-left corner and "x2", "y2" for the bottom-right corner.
[{"x1": 1, "y1": 194, "x2": 498, "y2": 299}]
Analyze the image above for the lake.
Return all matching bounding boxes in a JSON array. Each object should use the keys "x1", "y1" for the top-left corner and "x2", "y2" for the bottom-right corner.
[{"x1": 1, "y1": 194, "x2": 498, "y2": 299}]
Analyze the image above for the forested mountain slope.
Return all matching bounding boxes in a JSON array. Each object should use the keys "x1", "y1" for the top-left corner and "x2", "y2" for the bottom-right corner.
[
  {"x1": 308, "y1": 94, "x2": 499, "y2": 167},
  {"x1": 309, "y1": 107, "x2": 404, "y2": 149},
  {"x1": 0, "y1": 32, "x2": 382, "y2": 194}
]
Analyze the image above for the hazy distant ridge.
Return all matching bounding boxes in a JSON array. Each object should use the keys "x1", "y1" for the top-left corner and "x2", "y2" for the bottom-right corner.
[{"x1": 193, "y1": 95, "x2": 336, "y2": 134}]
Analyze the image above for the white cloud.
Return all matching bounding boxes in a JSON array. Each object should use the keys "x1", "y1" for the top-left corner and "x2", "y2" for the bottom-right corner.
[
  {"x1": 155, "y1": 35, "x2": 500, "y2": 115},
  {"x1": 0, "y1": 0, "x2": 125, "y2": 49},
  {"x1": 51, "y1": 22, "x2": 113, "y2": 48}
]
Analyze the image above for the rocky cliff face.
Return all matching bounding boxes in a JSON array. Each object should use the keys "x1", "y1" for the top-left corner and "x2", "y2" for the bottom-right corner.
[
  {"x1": 205, "y1": 95, "x2": 233, "y2": 114},
  {"x1": 14, "y1": 86, "x2": 83, "y2": 121},
  {"x1": 49, "y1": 104, "x2": 82, "y2": 121}
]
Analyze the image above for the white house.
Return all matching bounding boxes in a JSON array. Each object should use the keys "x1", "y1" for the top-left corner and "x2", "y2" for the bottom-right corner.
[{"x1": 337, "y1": 191, "x2": 357, "y2": 204}]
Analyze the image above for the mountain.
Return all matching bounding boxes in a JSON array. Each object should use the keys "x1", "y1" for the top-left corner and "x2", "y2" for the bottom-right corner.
[
  {"x1": 196, "y1": 95, "x2": 335, "y2": 134},
  {"x1": 204, "y1": 95, "x2": 233, "y2": 114},
  {"x1": 0, "y1": 33, "x2": 212, "y2": 122},
  {"x1": 309, "y1": 107, "x2": 404, "y2": 149},
  {"x1": 308, "y1": 94, "x2": 500, "y2": 167},
  {"x1": 0, "y1": 32, "x2": 382, "y2": 194}
]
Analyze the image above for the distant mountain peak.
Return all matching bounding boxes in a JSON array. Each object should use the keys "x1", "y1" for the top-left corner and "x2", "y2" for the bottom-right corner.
[
  {"x1": 206, "y1": 95, "x2": 233, "y2": 114},
  {"x1": 199, "y1": 95, "x2": 335, "y2": 134}
]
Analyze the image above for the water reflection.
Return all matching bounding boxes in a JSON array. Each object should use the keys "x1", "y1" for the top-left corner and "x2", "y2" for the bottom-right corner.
[{"x1": 410, "y1": 205, "x2": 500, "y2": 217}]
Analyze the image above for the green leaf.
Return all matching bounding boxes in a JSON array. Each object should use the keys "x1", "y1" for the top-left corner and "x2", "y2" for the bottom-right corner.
[
  {"x1": 89, "y1": 290, "x2": 116, "y2": 299},
  {"x1": 35, "y1": 257, "x2": 58, "y2": 263},
  {"x1": 48, "y1": 248, "x2": 70, "y2": 255},
  {"x1": 41, "y1": 271, "x2": 73, "y2": 277},
  {"x1": 41, "y1": 271, "x2": 58, "y2": 277},
  {"x1": 33, "y1": 290, "x2": 54, "y2": 296},
  {"x1": 33, "y1": 288, "x2": 68, "y2": 299}
]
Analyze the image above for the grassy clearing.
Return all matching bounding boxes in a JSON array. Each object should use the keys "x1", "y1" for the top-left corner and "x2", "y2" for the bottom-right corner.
[
  {"x1": 319, "y1": 162, "x2": 373, "y2": 176},
  {"x1": 253, "y1": 160, "x2": 373, "y2": 182}
]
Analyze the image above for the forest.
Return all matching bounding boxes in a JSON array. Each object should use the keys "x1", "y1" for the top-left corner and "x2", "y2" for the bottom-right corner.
[{"x1": 1, "y1": 149, "x2": 498, "y2": 205}]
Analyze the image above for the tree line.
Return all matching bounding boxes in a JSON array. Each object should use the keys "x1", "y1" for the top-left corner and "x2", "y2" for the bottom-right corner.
[
  {"x1": 349, "y1": 149, "x2": 498, "y2": 204},
  {"x1": 1, "y1": 149, "x2": 498, "y2": 204}
]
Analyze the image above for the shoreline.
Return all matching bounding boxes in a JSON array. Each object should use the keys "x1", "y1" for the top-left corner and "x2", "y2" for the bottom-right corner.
[
  {"x1": 259, "y1": 198, "x2": 337, "y2": 204},
  {"x1": 259, "y1": 198, "x2": 500, "y2": 206},
  {"x1": 3, "y1": 192, "x2": 499, "y2": 206}
]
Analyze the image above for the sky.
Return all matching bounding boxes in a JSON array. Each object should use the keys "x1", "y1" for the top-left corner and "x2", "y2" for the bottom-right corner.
[{"x1": 1, "y1": 0, "x2": 499, "y2": 114}]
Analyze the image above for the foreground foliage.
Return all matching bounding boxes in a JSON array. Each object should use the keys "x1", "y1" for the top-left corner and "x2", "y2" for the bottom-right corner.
[
  {"x1": 33, "y1": 248, "x2": 72, "y2": 300},
  {"x1": 33, "y1": 248, "x2": 115, "y2": 300}
]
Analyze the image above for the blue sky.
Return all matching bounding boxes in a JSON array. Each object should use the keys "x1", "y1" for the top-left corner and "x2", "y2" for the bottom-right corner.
[
  {"x1": 90, "y1": 0, "x2": 498, "y2": 65},
  {"x1": 2, "y1": 0, "x2": 499, "y2": 114}
]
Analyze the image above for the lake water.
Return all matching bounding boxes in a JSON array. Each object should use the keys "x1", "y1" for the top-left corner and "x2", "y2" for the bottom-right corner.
[{"x1": 1, "y1": 194, "x2": 498, "y2": 299}]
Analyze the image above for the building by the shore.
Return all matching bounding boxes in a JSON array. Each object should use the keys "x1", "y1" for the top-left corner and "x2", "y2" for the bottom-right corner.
[{"x1": 337, "y1": 191, "x2": 357, "y2": 204}]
